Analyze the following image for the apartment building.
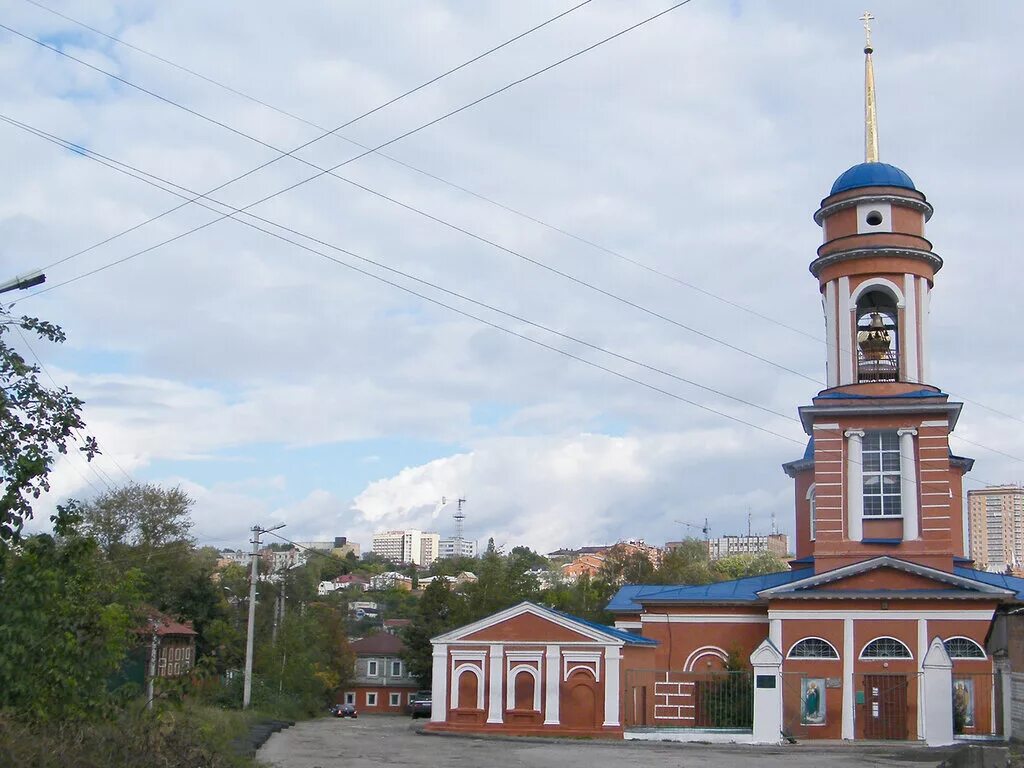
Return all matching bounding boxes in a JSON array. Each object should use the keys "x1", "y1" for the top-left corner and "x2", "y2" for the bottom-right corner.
[
  {"x1": 968, "y1": 485, "x2": 1024, "y2": 572},
  {"x1": 371, "y1": 529, "x2": 440, "y2": 565}
]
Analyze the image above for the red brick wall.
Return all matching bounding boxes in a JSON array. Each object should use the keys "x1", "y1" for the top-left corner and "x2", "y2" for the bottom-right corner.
[{"x1": 340, "y1": 685, "x2": 416, "y2": 714}]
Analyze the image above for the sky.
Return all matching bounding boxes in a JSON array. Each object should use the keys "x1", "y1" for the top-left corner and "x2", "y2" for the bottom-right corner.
[{"x1": 2, "y1": 0, "x2": 1022, "y2": 555}]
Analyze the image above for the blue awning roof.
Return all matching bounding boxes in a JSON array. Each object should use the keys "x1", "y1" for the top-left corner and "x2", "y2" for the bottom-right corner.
[{"x1": 954, "y1": 567, "x2": 1024, "y2": 601}]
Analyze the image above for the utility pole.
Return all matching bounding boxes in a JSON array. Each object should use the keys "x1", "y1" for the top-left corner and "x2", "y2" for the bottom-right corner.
[
  {"x1": 243, "y1": 522, "x2": 285, "y2": 709},
  {"x1": 147, "y1": 616, "x2": 160, "y2": 710}
]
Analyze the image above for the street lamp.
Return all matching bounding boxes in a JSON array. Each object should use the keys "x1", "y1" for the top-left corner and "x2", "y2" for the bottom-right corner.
[{"x1": 0, "y1": 270, "x2": 46, "y2": 295}]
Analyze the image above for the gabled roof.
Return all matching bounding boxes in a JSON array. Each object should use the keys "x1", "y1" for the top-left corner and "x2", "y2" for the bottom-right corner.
[
  {"x1": 350, "y1": 632, "x2": 406, "y2": 655},
  {"x1": 758, "y1": 556, "x2": 1016, "y2": 599},
  {"x1": 609, "y1": 570, "x2": 804, "y2": 609},
  {"x1": 432, "y1": 601, "x2": 656, "y2": 646}
]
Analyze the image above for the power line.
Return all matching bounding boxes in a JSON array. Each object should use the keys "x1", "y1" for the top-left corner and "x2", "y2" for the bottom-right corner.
[
  {"x1": 18, "y1": 0, "x2": 817, "y2": 346},
  {"x1": 4, "y1": 0, "x2": 595, "y2": 274},
  {"x1": 11, "y1": 321, "x2": 134, "y2": 487},
  {"x1": 2, "y1": 113, "x2": 804, "y2": 436},
  {"x1": 8, "y1": 113, "x2": 1018, "y2": 499},
  {"x1": 24, "y1": 1, "x2": 1020, "y2": 429}
]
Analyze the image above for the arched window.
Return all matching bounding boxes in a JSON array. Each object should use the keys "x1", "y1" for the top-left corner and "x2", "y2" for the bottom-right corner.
[
  {"x1": 944, "y1": 637, "x2": 986, "y2": 659},
  {"x1": 807, "y1": 484, "x2": 817, "y2": 541},
  {"x1": 787, "y1": 637, "x2": 839, "y2": 659},
  {"x1": 855, "y1": 288, "x2": 900, "y2": 382},
  {"x1": 860, "y1": 637, "x2": 912, "y2": 660}
]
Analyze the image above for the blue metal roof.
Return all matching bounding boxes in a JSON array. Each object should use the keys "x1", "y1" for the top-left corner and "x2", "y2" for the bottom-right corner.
[
  {"x1": 547, "y1": 606, "x2": 658, "y2": 645},
  {"x1": 817, "y1": 389, "x2": 946, "y2": 400},
  {"x1": 954, "y1": 567, "x2": 1024, "y2": 601},
  {"x1": 608, "y1": 570, "x2": 805, "y2": 609},
  {"x1": 830, "y1": 162, "x2": 916, "y2": 195}
]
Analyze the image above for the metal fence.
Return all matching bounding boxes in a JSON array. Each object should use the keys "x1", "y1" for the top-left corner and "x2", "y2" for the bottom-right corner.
[
  {"x1": 953, "y1": 672, "x2": 1002, "y2": 739},
  {"x1": 624, "y1": 670, "x2": 752, "y2": 730}
]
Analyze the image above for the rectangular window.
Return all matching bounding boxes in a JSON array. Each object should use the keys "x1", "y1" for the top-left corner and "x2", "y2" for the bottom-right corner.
[
  {"x1": 389, "y1": 693, "x2": 401, "y2": 707},
  {"x1": 408, "y1": 692, "x2": 417, "y2": 704},
  {"x1": 391, "y1": 660, "x2": 402, "y2": 677},
  {"x1": 367, "y1": 660, "x2": 379, "y2": 676},
  {"x1": 345, "y1": 692, "x2": 355, "y2": 705},
  {"x1": 862, "y1": 430, "x2": 902, "y2": 516},
  {"x1": 366, "y1": 692, "x2": 378, "y2": 706}
]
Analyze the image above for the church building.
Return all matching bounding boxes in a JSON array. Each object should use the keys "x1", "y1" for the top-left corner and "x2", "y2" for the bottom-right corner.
[{"x1": 426, "y1": 18, "x2": 1024, "y2": 744}]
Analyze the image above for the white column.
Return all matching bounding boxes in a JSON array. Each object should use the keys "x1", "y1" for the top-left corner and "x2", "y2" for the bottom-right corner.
[
  {"x1": 769, "y1": 618, "x2": 782, "y2": 649},
  {"x1": 603, "y1": 646, "x2": 622, "y2": 727},
  {"x1": 487, "y1": 644, "x2": 503, "y2": 724},
  {"x1": 842, "y1": 618, "x2": 854, "y2": 740},
  {"x1": 922, "y1": 637, "x2": 954, "y2": 746},
  {"x1": 846, "y1": 430, "x2": 865, "y2": 542},
  {"x1": 431, "y1": 644, "x2": 448, "y2": 723},
  {"x1": 903, "y1": 274, "x2": 919, "y2": 383},
  {"x1": 839, "y1": 276, "x2": 853, "y2": 384},
  {"x1": 917, "y1": 619, "x2": 927, "y2": 740},
  {"x1": 750, "y1": 639, "x2": 783, "y2": 744},
  {"x1": 544, "y1": 645, "x2": 560, "y2": 725},
  {"x1": 899, "y1": 428, "x2": 919, "y2": 541},
  {"x1": 825, "y1": 280, "x2": 839, "y2": 387},
  {"x1": 919, "y1": 277, "x2": 930, "y2": 383}
]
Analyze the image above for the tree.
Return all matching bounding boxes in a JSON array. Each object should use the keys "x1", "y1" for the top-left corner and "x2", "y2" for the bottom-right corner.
[
  {"x1": 0, "y1": 312, "x2": 97, "y2": 543},
  {"x1": 80, "y1": 483, "x2": 195, "y2": 553},
  {"x1": 713, "y1": 551, "x2": 788, "y2": 580},
  {"x1": 0, "y1": 503, "x2": 140, "y2": 720},
  {"x1": 657, "y1": 539, "x2": 717, "y2": 585},
  {"x1": 402, "y1": 579, "x2": 463, "y2": 685}
]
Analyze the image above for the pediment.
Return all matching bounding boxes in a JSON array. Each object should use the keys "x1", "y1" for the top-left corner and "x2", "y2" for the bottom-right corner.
[
  {"x1": 433, "y1": 602, "x2": 621, "y2": 645},
  {"x1": 757, "y1": 557, "x2": 1015, "y2": 599}
]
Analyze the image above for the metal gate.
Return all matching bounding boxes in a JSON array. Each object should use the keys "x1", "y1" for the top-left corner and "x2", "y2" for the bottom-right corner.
[{"x1": 861, "y1": 673, "x2": 908, "y2": 740}]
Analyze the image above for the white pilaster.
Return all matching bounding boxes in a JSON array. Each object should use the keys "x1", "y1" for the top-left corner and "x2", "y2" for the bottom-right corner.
[
  {"x1": 842, "y1": 618, "x2": 854, "y2": 740},
  {"x1": 603, "y1": 646, "x2": 621, "y2": 727},
  {"x1": 839, "y1": 276, "x2": 853, "y2": 384},
  {"x1": 487, "y1": 644, "x2": 503, "y2": 723},
  {"x1": 769, "y1": 618, "x2": 782, "y2": 649},
  {"x1": 899, "y1": 428, "x2": 919, "y2": 541},
  {"x1": 917, "y1": 619, "x2": 927, "y2": 739},
  {"x1": 903, "y1": 273, "x2": 918, "y2": 383},
  {"x1": 846, "y1": 430, "x2": 865, "y2": 541},
  {"x1": 544, "y1": 645, "x2": 560, "y2": 725},
  {"x1": 997, "y1": 655, "x2": 1012, "y2": 740},
  {"x1": 431, "y1": 644, "x2": 448, "y2": 723},
  {"x1": 825, "y1": 280, "x2": 839, "y2": 387}
]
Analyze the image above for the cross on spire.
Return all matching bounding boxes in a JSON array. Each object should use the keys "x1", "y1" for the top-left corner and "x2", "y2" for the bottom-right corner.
[{"x1": 860, "y1": 10, "x2": 875, "y2": 52}]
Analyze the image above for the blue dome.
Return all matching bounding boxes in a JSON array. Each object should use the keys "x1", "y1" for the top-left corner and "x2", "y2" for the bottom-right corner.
[{"x1": 830, "y1": 162, "x2": 916, "y2": 195}]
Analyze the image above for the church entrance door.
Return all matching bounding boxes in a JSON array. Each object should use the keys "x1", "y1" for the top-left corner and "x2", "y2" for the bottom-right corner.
[{"x1": 862, "y1": 674, "x2": 908, "y2": 739}]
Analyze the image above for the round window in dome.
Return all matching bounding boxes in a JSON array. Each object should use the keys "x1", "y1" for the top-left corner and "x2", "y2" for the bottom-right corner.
[{"x1": 865, "y1": 210, "x2": 884, "y2": 226}]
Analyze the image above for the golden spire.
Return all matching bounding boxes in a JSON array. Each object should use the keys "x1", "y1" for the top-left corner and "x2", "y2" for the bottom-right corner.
[{"x1": 860, "y1": 11, "x2": 879, "y2": 162}]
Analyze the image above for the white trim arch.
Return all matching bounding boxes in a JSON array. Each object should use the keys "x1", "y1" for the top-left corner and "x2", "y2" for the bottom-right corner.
[
  {"x1": 787, "y1": 636, "x2": 840, "y2": 660},
  {"x1": 850, "y1": 276, "x2": 906, "y2": 308},
  {"x1": 859, "y1": 636, "x2": 913, "y2": 660},
  {"x1": 505, "y1": 664, "x2": 541, "y2": 711},
  {"x1": 451, "y1": 663, "x2": 484, "y2": 710},
  {"x1": 684, "y1": 645, "x2": 729, "y2": 672},
  {"x1": 943, "y1": 636, "x2": 987, "y2": 660}
]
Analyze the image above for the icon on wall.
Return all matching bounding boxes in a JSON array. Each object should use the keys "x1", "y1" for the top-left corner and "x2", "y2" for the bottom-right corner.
[{"x1": 801, "y1": 678, "x2": 826, "y2": 725}]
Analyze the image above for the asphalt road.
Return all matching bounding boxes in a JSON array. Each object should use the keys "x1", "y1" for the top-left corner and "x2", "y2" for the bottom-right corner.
[{"x1": 256, "y1": 716, "x2": 969, "y2": 767}]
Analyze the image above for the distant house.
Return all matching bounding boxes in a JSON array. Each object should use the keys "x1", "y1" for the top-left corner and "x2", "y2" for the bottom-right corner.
[
  {"x1": 341, "y1": 632, "x2": 419, "y2": 713},
  {"x1": 383, "y1": 618, "x2": 411, "y2": 634},
  {"x1": 369, "y1": 571, "x2": 413, "y2": 591}
]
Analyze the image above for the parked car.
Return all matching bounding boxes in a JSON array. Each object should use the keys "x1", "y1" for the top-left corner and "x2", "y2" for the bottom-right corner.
[
  {"x1": 331, "y1": 703, "x2": 358, "y2": 718},
  {"x1": 408, "y1": 691, "x2": 431, "y2": 719}
]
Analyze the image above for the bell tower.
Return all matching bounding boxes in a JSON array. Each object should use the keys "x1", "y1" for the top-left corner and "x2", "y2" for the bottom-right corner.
[{"x1": 783, "y1": 14, "x2": 973, "y2": 574}]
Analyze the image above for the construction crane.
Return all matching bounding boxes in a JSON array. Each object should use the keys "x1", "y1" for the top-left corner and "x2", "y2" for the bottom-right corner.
[{"x1": 674, "y1": 518, "x2": 711, "y2": 543}]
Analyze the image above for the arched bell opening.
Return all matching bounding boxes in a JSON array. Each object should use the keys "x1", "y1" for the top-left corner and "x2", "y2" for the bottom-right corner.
[{"x1": 855, "y1": 289, "x2": 900, "y2": 382}]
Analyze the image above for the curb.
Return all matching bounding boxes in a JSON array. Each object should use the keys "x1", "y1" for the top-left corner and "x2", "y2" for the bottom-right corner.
[{"x1": 232, "y1": 718, "x2": 296, "y2": 758}]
